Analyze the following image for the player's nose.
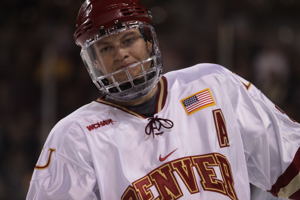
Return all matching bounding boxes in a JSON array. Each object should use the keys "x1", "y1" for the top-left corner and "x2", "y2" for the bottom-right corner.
[{"x1": 114, "y1": 47, "x2": 129, "y2": 61}]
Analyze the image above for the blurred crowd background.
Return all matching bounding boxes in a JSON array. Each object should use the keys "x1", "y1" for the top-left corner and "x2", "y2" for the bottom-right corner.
[{"x1": 1, "y1": 0, "x2": 300, "y2": 199}]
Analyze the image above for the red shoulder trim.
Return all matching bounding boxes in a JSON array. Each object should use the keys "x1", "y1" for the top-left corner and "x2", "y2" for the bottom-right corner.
[{"x1": 155, "y1": 76, "x2": 168, "y2": 113}]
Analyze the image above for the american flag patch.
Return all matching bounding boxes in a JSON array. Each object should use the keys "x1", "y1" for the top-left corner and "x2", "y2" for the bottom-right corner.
[{"x1": 181, "y1": 88, "x2": 216, "y2": 115}]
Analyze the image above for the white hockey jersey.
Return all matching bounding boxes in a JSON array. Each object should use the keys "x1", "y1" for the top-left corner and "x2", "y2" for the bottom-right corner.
[{"x1": 27, "y1": 64, "x2": 300, "y2": 200}]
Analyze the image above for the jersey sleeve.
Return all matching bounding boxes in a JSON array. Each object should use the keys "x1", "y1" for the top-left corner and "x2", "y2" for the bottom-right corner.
[
  {"x1": 26, "y1": 121, "x2": 99, "y2": 200},
  {"x1": 222, "y1": 67, "x2": 300, "y2": 199}
]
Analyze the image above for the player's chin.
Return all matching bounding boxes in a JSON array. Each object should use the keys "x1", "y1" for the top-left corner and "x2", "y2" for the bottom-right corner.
[
  {"x1": 129, "y1": 68, "x2": 143, "y2": 77},
  {"x1": 114, "y1": 73, "x2": 141, "y2": 83}
]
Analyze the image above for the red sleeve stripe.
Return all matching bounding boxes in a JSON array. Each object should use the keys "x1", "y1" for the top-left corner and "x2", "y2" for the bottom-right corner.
[
  {"x1": 270, "y1": 148, "x2": 300, "y2": 199},
  {"x1": 290, "y1": 189, "x2": 300, "y2": 199},
  {"x1": 277, "y1": 173, "x2": 300, "y2": 198}
]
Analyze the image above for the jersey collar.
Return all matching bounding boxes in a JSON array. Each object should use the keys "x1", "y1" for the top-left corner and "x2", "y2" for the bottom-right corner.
[{"x1": 96, "y1": 76, "x2": 168, "y2": 118}]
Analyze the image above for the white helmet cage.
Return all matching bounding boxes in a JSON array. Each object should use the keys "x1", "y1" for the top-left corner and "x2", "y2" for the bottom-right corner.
[{"x1": 80, "y1": 21, "x2": 162, "y2": 102}]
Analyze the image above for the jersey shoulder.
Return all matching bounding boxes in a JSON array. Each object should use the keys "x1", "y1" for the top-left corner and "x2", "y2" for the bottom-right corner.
[
  {"x1": 31, "y1": 102, "x2": 103, "y2": 180},
  {"x1": 164, "y1": 63, "x2": 231, "y2": 85},
  {"x1": 164, "y1": 63, "x2": 253, "y2": 91},
  {"x1": 43, "y1": 101, "x2": 109, "y2": 149}
]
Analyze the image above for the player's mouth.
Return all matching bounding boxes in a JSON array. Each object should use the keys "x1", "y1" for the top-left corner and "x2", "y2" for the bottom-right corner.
[
  {"x1": 120, "y1": 62, "x2": 137, "y2": 69},
  {"x1": 111, "y1": 62, "x2": 140, "y2": 80}
]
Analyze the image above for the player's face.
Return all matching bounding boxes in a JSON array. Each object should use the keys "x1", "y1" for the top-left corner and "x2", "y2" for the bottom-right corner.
[{"x1": 92, "y1": 29, "x2": 153, "y2": 82}]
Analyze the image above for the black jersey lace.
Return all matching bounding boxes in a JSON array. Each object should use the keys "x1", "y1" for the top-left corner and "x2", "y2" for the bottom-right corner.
[{"x1": 145, "y1": 116, "x2": 174, "y2": 137}]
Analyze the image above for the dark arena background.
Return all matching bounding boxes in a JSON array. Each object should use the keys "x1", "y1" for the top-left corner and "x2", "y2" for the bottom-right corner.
[{"x1": 1, "y1": 0, "x2": 300, "y2": 199}]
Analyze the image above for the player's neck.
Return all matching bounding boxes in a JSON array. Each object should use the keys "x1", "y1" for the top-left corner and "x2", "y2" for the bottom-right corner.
[{"x1": 108, "y1": 85, "x2": 158, "y2": 107}]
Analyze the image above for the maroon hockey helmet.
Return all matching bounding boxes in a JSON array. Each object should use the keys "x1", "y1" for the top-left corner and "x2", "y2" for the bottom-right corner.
[{"x1": 74, "y1": 0, "x2": 153, "y2": 47}]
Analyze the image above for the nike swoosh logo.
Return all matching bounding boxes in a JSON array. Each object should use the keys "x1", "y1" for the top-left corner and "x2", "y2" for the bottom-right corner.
[{"x1": 159, "y1": 148, "x2": 178, "y2": 162}]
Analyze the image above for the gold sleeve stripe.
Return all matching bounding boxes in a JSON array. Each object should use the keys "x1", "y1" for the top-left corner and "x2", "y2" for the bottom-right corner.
[
  {"x1": 270, "y1": 148, "x2": 300, "y2": 199},
  {"x1": 277, "y1": 173, "x2": 300, "y2": 198}
]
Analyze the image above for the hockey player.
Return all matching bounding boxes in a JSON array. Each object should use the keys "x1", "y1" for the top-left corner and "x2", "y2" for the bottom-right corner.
[{"x1": 27, "y1": 0, "x2": 300, "y2": 199}]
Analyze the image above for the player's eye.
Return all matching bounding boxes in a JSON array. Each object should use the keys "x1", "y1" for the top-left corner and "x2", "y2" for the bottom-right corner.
[
  {"x1": 99, "y1": 45, "x2": 114, "y2": 54},
  {"x1": 122, "y1": 35, "x2": 141, "y2": 47}
]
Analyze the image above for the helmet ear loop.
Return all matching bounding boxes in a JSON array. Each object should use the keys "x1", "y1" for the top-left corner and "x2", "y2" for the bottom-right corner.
[
  {"x1": 138, "y1": 27, "x2": 156, "y2": 79},
  {"x1": 139, "y1": 29, "x2": 160, "y2": 81},
  {"x1": 139, "y1": 27, "x2": 154, "y2": 56},
  {"x1": 139, "y1": 26, "x2": 153, "y2": 42}
]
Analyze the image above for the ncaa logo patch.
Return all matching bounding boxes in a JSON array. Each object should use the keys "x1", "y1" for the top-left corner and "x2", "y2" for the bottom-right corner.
[
  {"x1": 86, "y1": 119, "x2": 115, "y2": 131},
  {"x1": 181, "y1": 88, "x2": 216, "y2": 115}
]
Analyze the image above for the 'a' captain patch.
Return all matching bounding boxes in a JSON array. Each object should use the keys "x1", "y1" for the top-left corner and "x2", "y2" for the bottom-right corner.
[{"x1": 181, "y1": 88, "x2": 216, "y2": 115}]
